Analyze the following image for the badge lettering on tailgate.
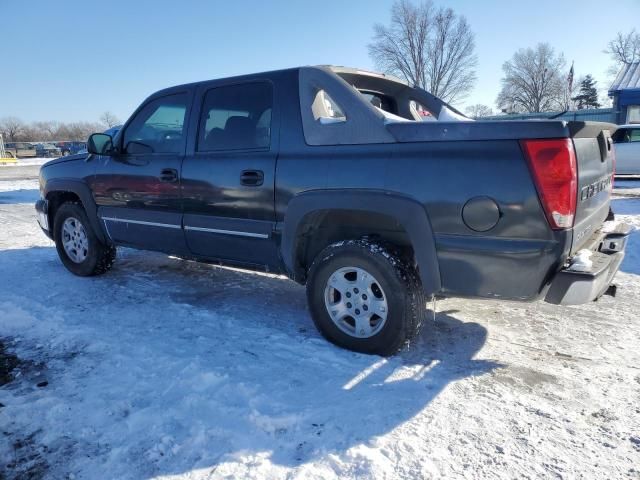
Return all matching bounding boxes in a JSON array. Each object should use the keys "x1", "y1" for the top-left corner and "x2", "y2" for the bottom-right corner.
[{"x1": 580, "y1": 174, "x2": 613, "y2": 202}]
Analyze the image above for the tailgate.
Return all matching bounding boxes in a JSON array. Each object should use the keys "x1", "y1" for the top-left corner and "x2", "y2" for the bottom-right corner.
[{"x1": 570, "y1": 122, "x2": 616, "y2": 253}]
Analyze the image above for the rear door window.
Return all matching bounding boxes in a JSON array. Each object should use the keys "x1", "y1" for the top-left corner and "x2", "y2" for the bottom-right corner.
[{"x1": 197, "y1": 82, "x2": 273, "y2": 151}]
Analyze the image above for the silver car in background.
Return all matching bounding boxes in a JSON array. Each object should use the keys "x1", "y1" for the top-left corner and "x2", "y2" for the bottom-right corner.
[{"x1": 613, "y1": 124, "x2": 640, "y2": 175}]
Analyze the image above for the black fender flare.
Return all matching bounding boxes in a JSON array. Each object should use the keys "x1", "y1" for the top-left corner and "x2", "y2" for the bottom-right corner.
[
  {"x1": 280, "y1": 189, "x2": 441, "y2": 296},
  {"x1": 44, "y1": 178, "x2": 107, "y2": 244}
]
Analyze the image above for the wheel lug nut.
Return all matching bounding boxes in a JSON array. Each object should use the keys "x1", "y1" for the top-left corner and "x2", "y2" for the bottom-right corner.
[
  {"x1": 362, "y1": 294, "x2": 367, "y2": 300},
  {"x1": 354, "y1": 288, "x2": 359, "y2": 294},
  {"x1": 346, "y1": 302, "x2": 352, "y2": 309},
  {"x1": 346, "y1": 292, "x2": 351, "y2": 298},
  {"x1": 363, "y1": 305, "x2": 368, "y2": 311},
  {"x1": 355, "y1": 309, "x2": 360, "y2": 315}
]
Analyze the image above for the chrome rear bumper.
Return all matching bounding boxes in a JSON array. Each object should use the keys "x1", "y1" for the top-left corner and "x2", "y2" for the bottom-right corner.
[{"x1": 545, "y1": 222, "x2": 631, "y2": 305}]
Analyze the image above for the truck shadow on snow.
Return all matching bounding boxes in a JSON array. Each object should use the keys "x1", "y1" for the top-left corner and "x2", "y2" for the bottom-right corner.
[
  {"x1": 0, "y1": 189, "x2": 40, "y2": 205},
  {"x1": 0, "y1": 247, "x2": 499, "y2": 475}
]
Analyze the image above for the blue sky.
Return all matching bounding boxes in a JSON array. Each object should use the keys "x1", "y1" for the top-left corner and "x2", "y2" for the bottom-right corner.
[{"x1": 2, "y1": 0, "x2": 639, "y2": 123}]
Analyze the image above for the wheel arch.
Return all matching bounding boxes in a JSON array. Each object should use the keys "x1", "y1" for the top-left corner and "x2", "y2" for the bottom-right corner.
[
  {"x1": 280, "y1": 189, "x2": 441, "y2": 296},
  {"x1": 45, "y1": 179, "x2": 107, "y2": 244}
]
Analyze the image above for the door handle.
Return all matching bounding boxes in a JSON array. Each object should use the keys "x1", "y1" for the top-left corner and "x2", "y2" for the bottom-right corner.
[
  {"x1": 160, "y1": 168, "x2": 178, "y2": 183},
  {"x1": 240, "y1": 170, "x2": 264, "y2": 186}
]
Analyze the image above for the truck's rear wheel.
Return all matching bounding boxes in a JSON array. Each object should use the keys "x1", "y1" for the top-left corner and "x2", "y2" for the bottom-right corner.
[
  {"x1": 306, "y1": 239, "x2": 426, "y2": 356},
  {"x1": 53, "y1": 202, "x2": 116, "y2": 276}
]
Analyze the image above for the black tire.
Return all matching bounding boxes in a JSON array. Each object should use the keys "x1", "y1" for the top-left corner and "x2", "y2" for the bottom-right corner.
[
  {"x1": 53, "y1": 202, "x2": 116, "y2": 276},
  {"x1": 306, "y1": 239, "x2": 426, "y2": 356}
]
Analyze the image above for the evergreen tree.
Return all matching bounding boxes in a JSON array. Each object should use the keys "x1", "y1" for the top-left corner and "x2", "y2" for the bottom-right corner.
[{"x1": 571, "y1": 75, "x2": 601, "y2": 109}]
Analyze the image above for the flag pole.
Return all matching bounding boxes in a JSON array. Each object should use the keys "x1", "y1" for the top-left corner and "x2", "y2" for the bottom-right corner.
[{"x1": 567, "y1": 61, "x2": 574, "y2": 110}]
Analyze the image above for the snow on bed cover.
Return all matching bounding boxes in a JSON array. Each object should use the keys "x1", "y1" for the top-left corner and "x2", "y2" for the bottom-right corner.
[{"x1": 1, "y1": 182, "x2": 640, "y2": 479}]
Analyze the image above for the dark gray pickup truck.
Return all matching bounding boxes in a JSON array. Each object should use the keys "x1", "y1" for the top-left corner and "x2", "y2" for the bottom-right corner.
[{"x1": 35, "y1": 66, "x2": 629, "y2": 355}]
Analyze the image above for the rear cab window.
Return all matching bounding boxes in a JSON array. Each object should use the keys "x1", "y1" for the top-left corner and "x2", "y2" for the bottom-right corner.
[{"x1": 360, "y1": 92, "x2": 396, "y2": 114}]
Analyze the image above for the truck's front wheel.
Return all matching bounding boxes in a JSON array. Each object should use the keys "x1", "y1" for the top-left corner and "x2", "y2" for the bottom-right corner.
[
  {"x1": 306, "y1": 240, "x2": 426, "y2": 356},
  {"x1": 53, "y1": 202, "x2": 116, "y2": 276}
]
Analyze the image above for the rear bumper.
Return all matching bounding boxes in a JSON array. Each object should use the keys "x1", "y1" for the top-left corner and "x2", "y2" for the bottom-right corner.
[
  {"x1": 545, "y1": 222, "x2": 631, "y2": 305},
  {"x1": 35, "y1": 199, "x2": 53, "y2": 240}
]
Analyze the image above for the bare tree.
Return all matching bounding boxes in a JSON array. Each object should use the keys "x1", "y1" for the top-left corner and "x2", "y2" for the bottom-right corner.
[
  {"x1": 33, "y1": 121, "x2": 60, "y2": 141},
  {"x1": 0, "y1": 117, "x2": 25, "y2": 141},
  {"x1": 599, "y1": 93, "x2": 613, "y2": 108},
  {"x1": 0, "y1": 118, "x2": 104, "y2": 142},
  {"x1": 20, "y1": 125, "x2": 42, "y2": 142},
  {"x1": 100, "y1": 111, "x2": 120, "y2": 128},
  {"x1": 605, "y1": 29, "x2": 640, "y2": 66},
  {"x1": 58, "y1": 122, "x2": 103, "y2": 142},
  {"x1": 496, "y1": 43, "x2": 567, "y2": 113},
  {"x1": 559, "y1": 74, "x2": 583, "y2": 111},
  {"x1": 464, "y1": 104, "x2": 493, "y2": 118},
  {"x1": 368, "y1": 0, "x2": 477, "y2": 104}
]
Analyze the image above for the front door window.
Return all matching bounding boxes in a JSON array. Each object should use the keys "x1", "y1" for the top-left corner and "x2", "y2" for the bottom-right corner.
[{"x1": 122, "y1": 94, "x2": 188, "y2": 154}]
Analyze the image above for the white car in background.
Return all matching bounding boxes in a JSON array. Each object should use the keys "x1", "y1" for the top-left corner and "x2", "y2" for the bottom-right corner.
[{"x1": 613, "y1": 124, "x2": 640, "y2": 175}]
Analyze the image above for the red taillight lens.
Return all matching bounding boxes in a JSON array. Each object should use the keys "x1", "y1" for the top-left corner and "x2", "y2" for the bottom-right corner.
[{"x1": 520, "y1": 138, "x2": 577, "y2": 230}]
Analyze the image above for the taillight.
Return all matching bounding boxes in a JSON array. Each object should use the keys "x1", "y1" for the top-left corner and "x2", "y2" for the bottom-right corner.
[{"x1": 520, "y1": 138, "x2": 577, "y2": 230}]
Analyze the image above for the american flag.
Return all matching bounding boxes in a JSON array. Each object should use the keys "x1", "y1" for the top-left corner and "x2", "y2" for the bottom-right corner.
[{"x1": 568, "y1": 62, "x2": 574, "y2": 92}]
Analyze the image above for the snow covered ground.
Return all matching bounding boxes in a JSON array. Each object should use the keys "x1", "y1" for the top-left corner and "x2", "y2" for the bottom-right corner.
[
  {"x1": 2, "y1": 157, "x2": 52, "y2": 167},
  {"x1": 0, "y1": 171, "x2": 639, "y2": 479}
]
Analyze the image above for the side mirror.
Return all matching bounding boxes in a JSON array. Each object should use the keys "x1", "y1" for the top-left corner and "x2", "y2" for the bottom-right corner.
[{"x1": 87, "y1": 133, "x2": 113, "y2": 155}]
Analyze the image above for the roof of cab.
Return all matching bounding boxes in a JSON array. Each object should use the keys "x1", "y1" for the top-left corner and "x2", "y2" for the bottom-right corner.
[
  {"x1": 150, "y1": 66, "x2": 301, "y2": 96},
  {"x1": 149, "y1": 65, "x2": 404, "y2": 97}
]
